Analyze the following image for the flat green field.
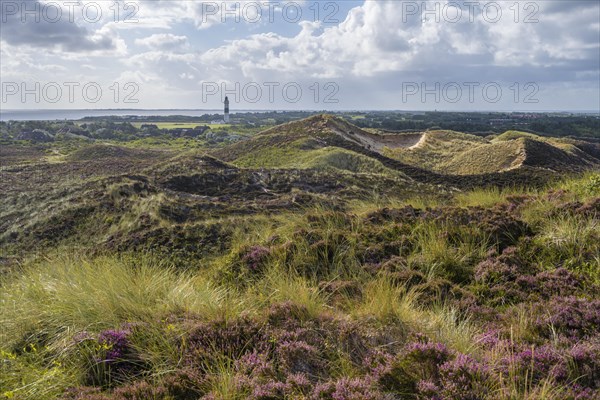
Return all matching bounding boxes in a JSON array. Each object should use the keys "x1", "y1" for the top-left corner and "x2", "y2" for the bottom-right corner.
[{"x1": 132, "y1": 122, "x2": 229, "y2": 129}]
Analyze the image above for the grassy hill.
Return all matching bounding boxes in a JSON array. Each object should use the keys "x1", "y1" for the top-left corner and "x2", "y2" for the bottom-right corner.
[
  {"x1": 215, "y1": 115, "x2": 598, "y2": 188},
  {"x1": 383, "y1": 128, "x2": 599, "y2": 175},
  {"x1": 230, "y1": 137, "x2": 408, "y2": 178},
  {"x1": 3, "y1": 117, "x2": 596, "y2": 262},
  {"x1": 67, "y1": 144, "x2": 165, "y2": 162},
  {"x1": 441, "y1": 139, "x2": 525, "y2": 175},
  {"x1": 383, "y1": 130, "x2": 489, "y2": 171},
  {"x1": 0, "y1": 136, "x2": 440, "y2": 263}
]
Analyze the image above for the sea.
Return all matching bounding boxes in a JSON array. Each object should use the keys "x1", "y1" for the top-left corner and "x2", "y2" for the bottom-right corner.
[
  {"x1": 1, "y1": 109, "x2": 597, "y2": 122},
  {"x1": 0, "y1": 109, "x2": 268, "y2": 121}
]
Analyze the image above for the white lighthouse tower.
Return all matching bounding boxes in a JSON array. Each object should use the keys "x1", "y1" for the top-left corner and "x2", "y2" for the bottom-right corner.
[{"x1": 224, "y1": 96, "x2": 230, "y2": 123}]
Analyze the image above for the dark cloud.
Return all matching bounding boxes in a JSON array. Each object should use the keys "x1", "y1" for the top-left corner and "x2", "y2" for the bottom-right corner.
[
  {"x1": 0, "y1": 0, "x2": 116, "y2": 52},
  {"x1": 540, "y1": 1, "x2": 598, "y2": 14}
]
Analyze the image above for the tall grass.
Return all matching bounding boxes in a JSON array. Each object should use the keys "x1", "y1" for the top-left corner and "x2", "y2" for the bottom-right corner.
[
  {"x1": 199, "y1": 355, "x2": 244, "y2": 400},
  {"x1": 0, "y1": 253, "x2": 254, "y2": 399},
  {"x1": 0, "y1": 254, "x2": 243, "y2": 350},
  {"x1": 251, "y1": 265, "x2": 328, "y2": 321},
  {"x1": 352, "y1": 278, "x2": 477, "y2": 354},
  {"x1": 523, "y1": 214, "x2": 600, "y2": 277},
  {"x1": 352, "y1": 278, "x2": 416, "y2": 325},
  {"x1": 556, "y1": 171, "x2": 600, "y2": 201},
  {"x1": 455, "y1": 186, "x2": 520, "y2": 208},
  {"x1": 538, "y1": 216, "x2": 599, "y2": 259},
  {"x1": 410, "y1": 221, "x2": 490, "y2": 283}
]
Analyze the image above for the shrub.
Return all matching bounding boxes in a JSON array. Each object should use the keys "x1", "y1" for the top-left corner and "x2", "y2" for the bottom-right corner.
[
  {"x1": 241, "y1": 245, "x2": 272, "y2": 273},
  {"x1": 378, "y1": 341, "x2": 452, "y2": 394},
  {"x1": 218, "y1": 245, "x2": 273, "y2": 285},
  {"x1": 82, "y1": 328, "x2": 147, "y2": 388},
  {"x1": 502, "y1": 345, "x2": 568, "y2": 385},
  {"x1": 436, "y1": 354, "x2": 493, "y2": 400},
  {"x1": 532, "y1": 297, "x2": 600, "y2": 340},
  {"x1": 312, "y1": 377, "x2": 383, "y2": 400},
  {"x1": 276, "y1": 340, "x2": 325, "y2": 379},
  {"x1": 185, "y1": 318, "x2": 268, "y2": 366},
  {"x1": 569, "y1": 340, "x2": 600, "y2": 389}
]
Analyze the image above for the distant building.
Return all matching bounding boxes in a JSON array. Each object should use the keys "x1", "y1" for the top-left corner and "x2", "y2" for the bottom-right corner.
[{"x1": 224, "y1": 96, "x2": 230, "y2": 123}]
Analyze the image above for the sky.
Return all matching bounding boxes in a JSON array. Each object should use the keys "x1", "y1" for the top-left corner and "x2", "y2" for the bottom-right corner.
[{"x1": 1, "y1": 0, "x2": 599, "y2": 111}]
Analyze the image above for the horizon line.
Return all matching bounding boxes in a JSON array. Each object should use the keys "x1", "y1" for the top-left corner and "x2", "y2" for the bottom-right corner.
[{"x1": 2, "y1": 108, "x2": 599, "y2": 114}]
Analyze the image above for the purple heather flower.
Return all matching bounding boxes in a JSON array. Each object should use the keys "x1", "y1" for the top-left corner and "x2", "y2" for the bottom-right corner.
[
  {"x1": 97, "y1": 329, "x2": 130, "y2": 361},
  {"x1": 242, "y1": 245, "x2": 271, "y2": 272}
]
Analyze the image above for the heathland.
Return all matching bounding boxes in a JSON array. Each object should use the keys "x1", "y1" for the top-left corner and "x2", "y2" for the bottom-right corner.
[{"x1": 1, "y1": 114, "x2": 599, "y2": 399}]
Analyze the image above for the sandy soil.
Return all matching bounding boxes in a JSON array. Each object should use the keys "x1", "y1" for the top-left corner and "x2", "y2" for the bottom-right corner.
[{"x1": 329, "y1": 126, "x2": 425, "y2": 153}]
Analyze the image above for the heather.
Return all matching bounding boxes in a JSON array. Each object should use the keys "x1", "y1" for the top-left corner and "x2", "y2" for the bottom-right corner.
[{"x1": 1, "y1": 167, "x2": 599, "y2": 398}]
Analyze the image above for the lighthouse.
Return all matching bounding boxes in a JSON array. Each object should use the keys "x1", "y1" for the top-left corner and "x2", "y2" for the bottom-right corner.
[{"x1": 224, "y1": 96, "x2": 230, "y2": 123}]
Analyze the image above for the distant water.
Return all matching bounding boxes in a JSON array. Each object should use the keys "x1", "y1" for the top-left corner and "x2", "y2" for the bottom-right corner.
[
  {"x1": 2, "y1": 109, "x2": 597, "y2": 122},
  {"x1": 0, "y1": 109, "x2": 267, "y2": 121}
]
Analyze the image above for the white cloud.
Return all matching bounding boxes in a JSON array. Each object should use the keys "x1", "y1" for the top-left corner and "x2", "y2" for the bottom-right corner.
[
  {"x1": 2, "y1": 0, "x2": 598, "y2": 110},
  {"x1": 194, "y1": 1, "x2": 599, "y2": 80},
  {"x1": 135, "y1": 34, "x2": 189, "y2": 51},
  {"x1": 132, "y1": 0, "x2": 304, "y2": 30}
]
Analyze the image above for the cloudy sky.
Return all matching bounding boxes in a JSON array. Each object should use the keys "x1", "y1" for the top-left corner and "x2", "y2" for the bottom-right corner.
[{"x1": 1, "y1": 0, "x2": 599, "y2": 111}]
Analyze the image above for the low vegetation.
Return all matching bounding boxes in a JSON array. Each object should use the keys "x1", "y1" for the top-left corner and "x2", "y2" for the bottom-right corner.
[{"x1": 1, "y1": 115, "x2": 599, "y2": 399}]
